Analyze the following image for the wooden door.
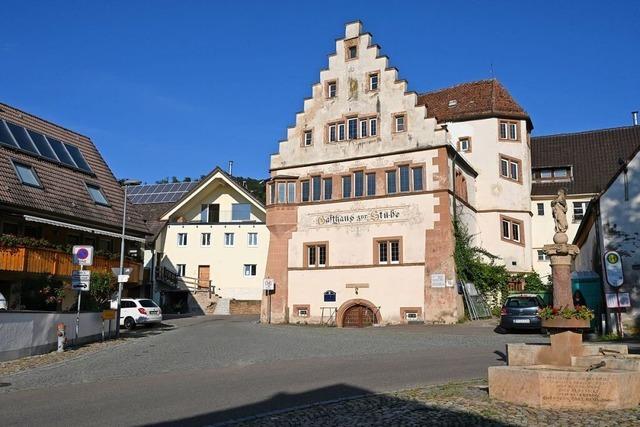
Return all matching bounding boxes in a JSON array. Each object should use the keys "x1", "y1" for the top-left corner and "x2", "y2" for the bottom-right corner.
[
  {"x1": 198, "y1": 265, "x2": 210, "y2": 288},
  {"x1": 343, "y1": 305, "x2": 375, "y2": 327}
]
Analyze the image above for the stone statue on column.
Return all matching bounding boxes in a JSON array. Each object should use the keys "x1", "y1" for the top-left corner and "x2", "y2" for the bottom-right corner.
[{"x1": 551, "y1": 188, "x2": 569, "y2": 243}]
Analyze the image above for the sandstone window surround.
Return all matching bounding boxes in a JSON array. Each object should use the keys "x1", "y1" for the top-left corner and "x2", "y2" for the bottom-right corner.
[
  {"x1": 367, "y1": 71, "x2": 379, "y2": 91},
  {"x1": 500, "y1": 215, "x2": 524, "y2": 246},
  {"x1": 293, "y1": 304, "x2": 310, "y2": 317},
  {"x1": 374, "y1": 237, "x2": 403, "y2": 265},
  {"x1": 344, "y1": 37, "x2": 358, "y2": 61},
  {"x1": 454, "y1": 170, "x2": 468, "y2": 202},
  {"x1": 457, "y1": 136, "x2": 472, "y2": 153},
  {"x1": 326, "y1": 115, "x2": 378, "y2": 143},
  {"x1": 326, "y1": 80, "x2": 337, "y2": 99},
  {"x1": 302, "y1": 129, "x2": 313, "y2": 147},
  {"x1": 499, "y1": 120, "x2": 520, "y2": 141},
  {"x1": 386, "y1": 164, "x2": 425, "y2": 194},
  {"x1": 499, "y1": 154, "x2": 522, "y2": 184},
  {"x1": 393, "y1": 112, "x2": 407, "y2": 133},
  {"x1": 304, "y1": 242, "x2": 328, "y2": 268}
]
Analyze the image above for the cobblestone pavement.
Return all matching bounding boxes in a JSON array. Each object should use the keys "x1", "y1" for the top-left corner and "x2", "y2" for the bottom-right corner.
[{"x1": 233, "y1": 381, "x2": 640, "y2": 427}]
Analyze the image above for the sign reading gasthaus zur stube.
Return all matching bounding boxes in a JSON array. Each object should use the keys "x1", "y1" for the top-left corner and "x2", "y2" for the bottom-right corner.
[
  {"x1": 310, "y1": 206, "x2": 411, "y2": 228},
  {"x1": 604, "y1": 250, "x2": 623, "y2": 288}
]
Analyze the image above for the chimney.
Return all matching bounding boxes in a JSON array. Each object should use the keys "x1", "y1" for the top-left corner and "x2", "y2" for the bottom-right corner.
[
  {"x1": 632, "y1": 111, "x2": 639, "y2": 126},
  {"x1": 228, "y1": 160, "x2": 234, "y2": 176}
]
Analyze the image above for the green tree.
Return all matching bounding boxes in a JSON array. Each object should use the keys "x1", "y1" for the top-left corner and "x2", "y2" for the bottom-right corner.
[
  {"x1": 89, "y1": 271, "x2": 117, "y2": 309},
  {"x1": 171, "y1": 176, "x2": 179, "y2": 183}
]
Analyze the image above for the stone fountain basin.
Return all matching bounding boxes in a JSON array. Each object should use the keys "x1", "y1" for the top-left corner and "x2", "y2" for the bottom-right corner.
[
  {"x1": 572, "y1": 354, "x2": 640, "y2": 371},
  {"x1": 488, "y1": 365, "x2": 640, "y2": 410}
]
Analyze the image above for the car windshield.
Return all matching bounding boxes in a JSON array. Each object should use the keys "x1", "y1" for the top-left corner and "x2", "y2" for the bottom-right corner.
[
  {"x1": 138, "y1": 299, "x2": 158, "y2": 308},
  {"x1": 506, "y1": 297, "x2": 539, "y2": 308}
]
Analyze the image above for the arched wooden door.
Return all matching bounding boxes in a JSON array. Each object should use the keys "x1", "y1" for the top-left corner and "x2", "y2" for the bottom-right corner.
[{"x1": 343, "y1": 304, "x2": 376, "y2": 327}]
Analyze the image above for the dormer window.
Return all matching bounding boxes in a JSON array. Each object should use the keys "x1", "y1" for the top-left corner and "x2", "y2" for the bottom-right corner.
[
  {"x1": 326, "y1": 81, "x2": 337, "y2": 98},
  {"x1": 448, "y1": 100, "x2": 458, "y2": 108},
  {"x1": 532, "y1": 167, "x2": 572, "y2": 183},
  {"x1": 303, "y1": 130, "x2": 313, "y2": 147}
]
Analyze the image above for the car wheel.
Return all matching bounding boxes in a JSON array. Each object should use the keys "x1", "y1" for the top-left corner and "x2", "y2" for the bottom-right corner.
[{"x1": 124, "y1": 317, "x2": 136, "y2": 330}]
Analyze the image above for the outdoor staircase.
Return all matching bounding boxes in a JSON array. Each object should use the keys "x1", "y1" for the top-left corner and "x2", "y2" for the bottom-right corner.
[{"x1": 213, "y1": 298, "x2": 231, "y2": 315}]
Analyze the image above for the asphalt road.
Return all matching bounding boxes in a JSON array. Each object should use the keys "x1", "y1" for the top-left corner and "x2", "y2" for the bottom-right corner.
[{"x1": 0, "y1": 315, "x2": 547, "y2": 426}]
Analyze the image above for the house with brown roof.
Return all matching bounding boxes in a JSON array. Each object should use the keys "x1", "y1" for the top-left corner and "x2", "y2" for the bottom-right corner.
[
  {"x1": 530, "y1": 125, "x2": 640, "y2": 279},
  {"x1": 0, "y1": 102, "x2": 149, "y2": 311}
]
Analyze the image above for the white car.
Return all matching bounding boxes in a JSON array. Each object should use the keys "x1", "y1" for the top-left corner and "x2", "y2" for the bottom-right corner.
[
  {"x1": 111, "y1": 298, "x2": 162, "y2": 329},
  {"x1": 0, "y1": 291, "x2": 7, "y2": 310}
]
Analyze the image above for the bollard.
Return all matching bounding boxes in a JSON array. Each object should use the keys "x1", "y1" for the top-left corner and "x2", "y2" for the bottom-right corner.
[{"x1": 57, "y1": 322, "x2": 66, "y2": 352}]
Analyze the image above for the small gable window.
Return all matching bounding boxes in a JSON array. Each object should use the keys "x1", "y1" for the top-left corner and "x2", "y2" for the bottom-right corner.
[
  {"x1": 347, "y1": 45, "x2": 357, "y2": 60},
  {"x1": 303, "y1": 130, "x2": 313, "y2": 147},
  {"x1": 12, "y1": 161, "x2": 42, "y2": 188},
  {"x1": 326, "y1": 81, "x2": 337, "y2": 98},
  {"x1": 394, "y1": 113, "x2": 406, "y2": 133},
  {"x1": 368, "y1": 72, "x2": 379, "y2": 91},
  {"x1": 86, "y1": 183, "x2": 109, "y2": 205}
]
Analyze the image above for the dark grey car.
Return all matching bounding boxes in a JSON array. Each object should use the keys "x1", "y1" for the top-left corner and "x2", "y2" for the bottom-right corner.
[{"x1": 499, "y1": 294, "x2": 546, "y2": 331}]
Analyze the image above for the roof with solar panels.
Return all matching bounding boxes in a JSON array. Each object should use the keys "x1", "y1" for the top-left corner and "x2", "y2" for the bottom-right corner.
[{"x1": 0, "y1": 102, "x2": 148, "y2": 235}]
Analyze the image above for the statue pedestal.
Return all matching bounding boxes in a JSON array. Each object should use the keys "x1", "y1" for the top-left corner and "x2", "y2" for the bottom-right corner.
[{"x1": 543, "y1": 242, "x2": 580, "y2": 308}]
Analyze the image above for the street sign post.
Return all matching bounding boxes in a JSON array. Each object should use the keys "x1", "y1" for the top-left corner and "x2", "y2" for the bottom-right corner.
[
  {"x1": 71, "y1": 270, "x2": 91, "y2": 291},
  {"x1": 72, "y1": 245, "x2": 94, "y2": 266},
  {"x1": 603, "y1": 251, "x2": 625, "y2": 337},
  {"x1": 263, "y1": 278, "x2": 275, "y2": 324}
]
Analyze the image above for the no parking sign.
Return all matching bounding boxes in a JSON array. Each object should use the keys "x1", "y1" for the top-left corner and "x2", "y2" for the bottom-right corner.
[{"x1": 72, "y1": 245, "x2": 94, "y2": 266}]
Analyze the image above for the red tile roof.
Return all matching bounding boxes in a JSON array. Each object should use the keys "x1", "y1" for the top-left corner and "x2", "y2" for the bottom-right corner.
[
  {"x1": 417, "y1": 79, "x2": 531, "y2": 127},
  {"x1": 0, "y1": 102, "x2": 148, "y2": 236}
]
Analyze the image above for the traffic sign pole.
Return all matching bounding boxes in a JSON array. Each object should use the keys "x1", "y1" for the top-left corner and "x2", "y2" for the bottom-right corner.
[{"x1": 75, "y1": 265, "x2": 83, "y2": 343}]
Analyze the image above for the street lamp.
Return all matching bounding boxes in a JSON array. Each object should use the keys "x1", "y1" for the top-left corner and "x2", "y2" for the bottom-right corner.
[{"x1": 116, "y1": 179, "x2": 141, "y2": 338}]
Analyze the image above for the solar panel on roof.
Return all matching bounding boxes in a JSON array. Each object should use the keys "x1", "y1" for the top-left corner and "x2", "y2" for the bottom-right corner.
[
  {"x1": 127, "y1": 181, "x2": 196, "y2": 204},
  {"x1": 0, "y1": 120, "x2": 18, "y2": 148},
  {"x1": 6, "y1": 122, "x2": 39, "y2": 154},
  {"x1": 27, "y1": 130, "x2": 58, "y2": 161},
  {"x1": 46, "y1": 137, "x2": 77, "y2": 167}
]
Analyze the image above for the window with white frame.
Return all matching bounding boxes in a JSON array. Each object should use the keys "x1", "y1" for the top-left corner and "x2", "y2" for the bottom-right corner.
[
  {"x1": 501, "y1": 217, "x2": 523, "y2": 244},
  {"x1": 287, "y1": 182, "x2": 296, "y2": 203},
  {"x1": 399, "y1": 165, "x2": 410, "y2": 192},
  {"x1": 537, "y1": 250, "x2": 549, "y2": 261},
  {"x1": 224, "y1": 232, "x2": 235, "y2": 247},
  {"x1": 347, "y1": 118, "x2": 358, "y2": 140},
  {"x1": 499, "y1": 120, "x2": 519, "y2": 140},
  {"x1": 366, "y1": 172, "x2": 376, "y2": 196},
  {"x1": 360, "y1": 119, "x2": 368, "y2": 138},
  {"x1": 312, "y1": 176, "x2": 321, "y2": 201},
  {"x1": 342, "y1": 175, "x2": 352, "y2": 198},
  {"x1": 459, "y1": 137, "x2": 471, "y2": 152},
  {"x1": 329, "y1": 124, "x2": 337, "y2": 142},
  {"x1": 176, "y1": 264, "x2": 186, "y2": 277},
  {"x1": 243, "y1": 264, "x2": 257, "y2": 277},
  {"x1": 405, "y1": 311, "x2": 418, "y2": 320},
  {"x1": 201, "y1": 233, "x2": 211, "y2": 247},
  {"x1": 370, "y1": 118, "x2": 377, "y2": 136},
  {"x1": 248, "y1": 232, "x2": 258, "y2": 247},
  {"x1": 301, "y1": 180, "x2": 310, "y2": 202},
  {"x1": 327, "y1": 81, "x2": 337, "y2": 98},
  {"x1": 369, "y1": 72, "x2": 379, "y2": 91},
  {"x1": 323, "y1": 177, "x2": 332, "y2": 200},
  {"x1": 573, "y1": 201, "x2": 588, "y2": 222},
  {"x1": 377, "y1": 239, "x2": 400, "y2": 264},
  {"x1": 412, "y1": 167, "x2": 424, "y2": 191},
  {"x1": 177, "y1": 233, "x2": 188, "y2": 247},
  {"x1": 277, "y1": 182, "x2": 286, "y2": 203},
  {"x1": 499, "y1": 155, "x2": 521, "y2": 182},
  {"x1": 394, "y1": 114, "x2": 406, "y2": 132},
  {"x1": 303, "y1": 130, "x2": 313, "y2": 147},
  {"x1": 297, "y1": 308, "x2": 309, "y2": 317},
  {"x1": 306, "y1": 243, "x2": 327, "y2": 268},
  {"x1": 338, "y1": 123, "x2": 345, "y2": 141}
]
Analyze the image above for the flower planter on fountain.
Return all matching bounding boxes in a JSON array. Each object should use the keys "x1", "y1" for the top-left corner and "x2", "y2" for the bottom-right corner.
[{"x1": 541, "y1": 317, "x2": 590, "y2": 329}]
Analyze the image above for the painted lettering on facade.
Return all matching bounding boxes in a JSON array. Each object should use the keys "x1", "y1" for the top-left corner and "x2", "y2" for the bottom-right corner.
[{"x1": 309, "y1": 206, "x2": 411, "y2": 228}]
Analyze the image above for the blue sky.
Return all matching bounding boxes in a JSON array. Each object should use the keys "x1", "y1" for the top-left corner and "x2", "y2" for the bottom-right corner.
[{"x1": 1, "y1": 1, "x2": 639, "y2": 183}]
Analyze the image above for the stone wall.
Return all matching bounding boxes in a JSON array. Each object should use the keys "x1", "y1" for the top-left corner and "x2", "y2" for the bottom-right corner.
[{"x1": 230, "y1": 299, "x2": 261, "y2": 315}]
